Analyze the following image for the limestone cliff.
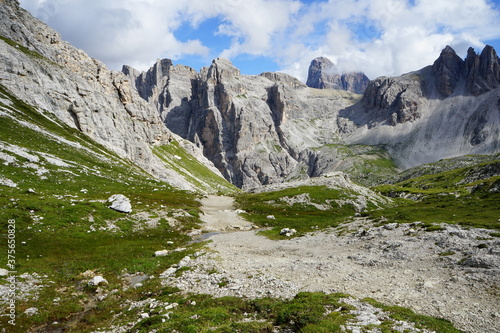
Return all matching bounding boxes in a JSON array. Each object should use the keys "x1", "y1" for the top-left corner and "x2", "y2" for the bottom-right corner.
[
  {"x1": 0, "y1": 0, "x2": 225, "y2": 191},
  {"x1": 125, "y1": 58, "x2": 361, "y2": 188}
]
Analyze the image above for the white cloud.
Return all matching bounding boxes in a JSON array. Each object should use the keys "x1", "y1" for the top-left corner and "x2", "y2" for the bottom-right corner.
[
  {"x1": 19, "y1": 0, "x2": 500, "y2": 80},
  {"x1": 276, "y1": 0, "x2": 500, "y2": 81}
]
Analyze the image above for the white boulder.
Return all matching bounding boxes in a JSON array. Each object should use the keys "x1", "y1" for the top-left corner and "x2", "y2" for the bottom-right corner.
[
  {"x1": 88, "y1": 275, "x2": 108, "y2": 286},
  {"x1": 107, "y1": 194, "x2": 132, "y2": 213},
  {"x1": 280, "y1": 228, "x2": 297, "y2": 237},
  {"x1": 154, "y1": 250, "x2": 170, "y2": 257}
]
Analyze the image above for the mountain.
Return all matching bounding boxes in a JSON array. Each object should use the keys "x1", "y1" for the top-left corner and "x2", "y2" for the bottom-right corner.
[
  {"x1": 0, "y1": 0, "x2": 234, "y2": 194},
  {"x1": 124, "y1": 46, "x2": 500, "y2": 188},
  {"x1": 340, "y1": 45, "x2": 500, "y2": 168},
  {"x1": 1, "y1": 2, "x2": 499, "y2": 332},
  {"x1": 306, "y1": 56, "x2": 371, "y2": 94},
  {"x1": 124, "y1": 58, "x2": 398, "y2": 189}
]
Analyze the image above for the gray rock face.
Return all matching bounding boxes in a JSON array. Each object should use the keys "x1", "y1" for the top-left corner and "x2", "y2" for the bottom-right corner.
[
  {"x1": 432, "y1": 45, "x2": 465, "y2": 97},
  {"x1": 125, "y1": 57, "x2": 358, "y2": 189},
  {"x1": 356, "y1": 71, "x2": 428, "y2": 126},
  {"x1": 465, "y1": 45, "x2": 500, "y2": 96},
  {"x1": 0, "y1": 0, "x2": 221, "y2": 192},
  {"x1": 337, "y1": 45, "x2": 500, "y2": 168},
  {"x1": 306, "y1": 57, "x2": 370, "y2": 94},
  {"x1": 431, "y1": 44, "x2": 500, "y2": 97}
]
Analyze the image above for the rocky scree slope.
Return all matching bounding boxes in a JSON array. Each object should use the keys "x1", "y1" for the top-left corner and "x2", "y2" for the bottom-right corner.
[
  {"x1": 306, "y1": 56, "x2": 370, "y2": 94},
  {"x1": 0, "y1": 0, "x2": 230, "y2": 193},
  {"x1": 341, "y1": 45, "x2": 500, "y2": 168}
]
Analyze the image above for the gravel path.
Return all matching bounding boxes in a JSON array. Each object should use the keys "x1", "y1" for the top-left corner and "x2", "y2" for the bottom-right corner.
[{"x1": 167, "y1": 196, "x2": 500, "y2": 333}]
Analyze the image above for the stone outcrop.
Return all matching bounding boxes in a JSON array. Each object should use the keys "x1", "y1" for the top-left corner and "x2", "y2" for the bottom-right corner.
[
  {"x1": 358, "y1": 72, "x2": 428, "y2": 126},
  {"x1": 107, "y1": 194, "x2": 132, "y2": 213},
  {"x1": 306, "y1": 57, "x2": 370, "y2": 94}
]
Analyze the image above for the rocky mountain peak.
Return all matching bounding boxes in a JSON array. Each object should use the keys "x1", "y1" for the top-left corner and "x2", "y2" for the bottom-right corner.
[
  {"x1": 432, "y1": 45, "x2": 500, "y2": 96},
  {"x1": 306, "y1": 56, "x2": 370, "y2": 94},
  {"x1": 432, "y1": 45, "x2": 465, "y2": 96},
  {"x1": 207, "y1": 57, "x2": 240, "y2": 82}
]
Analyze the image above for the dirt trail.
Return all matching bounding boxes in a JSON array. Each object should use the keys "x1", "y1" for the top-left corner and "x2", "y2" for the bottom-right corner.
[
  {"x1": 179, "y1": 199, "x2": 500, "y2": 333},
  {"x1": 199, "y1": 195, "x2": 254, "y2": 231}
]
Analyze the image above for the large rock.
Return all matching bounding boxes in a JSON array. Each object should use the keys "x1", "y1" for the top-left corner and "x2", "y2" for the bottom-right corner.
[
  {"x1": 306, "y1": 57, "x2": 370, "y2": 94},
  {"x1": 108, "y1": 194, "x2": 132, "y2": 213}
]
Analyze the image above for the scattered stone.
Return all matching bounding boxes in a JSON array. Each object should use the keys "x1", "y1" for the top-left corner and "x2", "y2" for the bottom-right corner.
[
  {"x1": 280, "y1": 228, "x2": 297, "y2": 237},
  {"x1": 24, "y1": 307, "x2": 38, "y2": 316},
  {"x1": 266, "y1": 215, "x2": 276, "y2": 220},
  {"x1": 160, "y1": 267, "x2": 178, "y2": 277},
  {"x1": 0, "y1": 268, "x2": 9, "y2": 276},
  {"x1": 107, "y1": 194, "x2": 132, "y2": 213},
  {"x1": 165, "y1": 303, "x2": 178, "y2": 310},
  {"x1": 154, "y1": 250, "x2": 170, "y2": 257},
  {"x1": 178, "y1": 256, "x2": 191, "y2": 267},
  {"x1": 80, "y1": 270, "x2": 95, "y2": 278},
  {"x1": 88, "y1": 276, "x2": 108, "y2": 286}
]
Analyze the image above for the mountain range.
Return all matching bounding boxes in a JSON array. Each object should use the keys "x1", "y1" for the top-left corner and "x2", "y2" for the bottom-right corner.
[
  {"x1": 122, "y1": 43, "x2": 500, "y2": 189},
  {"x1": 1, "y1": 1, "x2": 500, "y2": 332},
  {"x1": 0, "y1": 0, "x2": 499, "y2": 191}
]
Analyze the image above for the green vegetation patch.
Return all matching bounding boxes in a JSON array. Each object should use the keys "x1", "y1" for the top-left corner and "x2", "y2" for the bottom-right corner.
[
  {"x1": 362, "y1": 298, "x2": 464, "y2": 333},
  {"x1": 154, "y1": 141, "x2": 238, "y2": 195},
  {"x1": 235, "y1": 186, "x2": 367, "y2": 238},
  {"x1": 368, "y1": 158, "x2": 500, "y2": 230},
  {"x1": 312, "y1": 144, "x2": 399, "y2": 186}
]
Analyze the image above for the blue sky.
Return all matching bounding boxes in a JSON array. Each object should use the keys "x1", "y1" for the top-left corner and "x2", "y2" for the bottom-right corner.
[{"x1": 19, "y1": 0, "x2": 500, "y2": 81}]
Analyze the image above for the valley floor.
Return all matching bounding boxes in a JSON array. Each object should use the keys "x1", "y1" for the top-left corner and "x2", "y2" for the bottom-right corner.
[{"x1": 170, "y1": 196, "x2": 500, "y2": 333}]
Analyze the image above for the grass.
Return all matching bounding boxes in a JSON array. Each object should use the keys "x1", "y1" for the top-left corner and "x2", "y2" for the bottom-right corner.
[
  {"x1": 368, "y1": 161, "x2": 500, "y2": 231},
  {"x1": 311, "y1": 144, "x2": 399, "y2": 186},
  {"x1": 153, "y1": 141, "x2": 238, "y2": 195},
  {"x1": 235, "y1": 185, "x2": 378, "y2": 238},
  {"x1": 362, "y1": 298, "x2": 464, "y2": 333}
]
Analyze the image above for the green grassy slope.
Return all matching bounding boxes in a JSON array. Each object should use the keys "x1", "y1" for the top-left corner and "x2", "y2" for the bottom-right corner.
[
  {"x1": 0, "y1": 83, "x2": 227, "y2": 330},
  {"x1": 369, "y1": 157, "x2": 500, "y2": 231}
]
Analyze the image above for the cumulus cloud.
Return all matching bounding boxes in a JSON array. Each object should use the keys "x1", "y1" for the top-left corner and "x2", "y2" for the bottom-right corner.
[
  {"x1": 277, "y1": 0, "x2": 500, "y2": 80},
  {"x1": 19, "y1": 0, "x2": 500, "y2": 81}
]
